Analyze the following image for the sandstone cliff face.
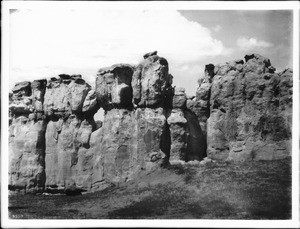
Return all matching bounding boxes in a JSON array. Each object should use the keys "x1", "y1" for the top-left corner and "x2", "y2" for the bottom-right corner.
[
  {"x1": 90, "y1": 108, "x2": 168, "y2": 189},
  {"x1": 9, "y1": 75, "x2": 97, "y2": 193},
  {"x1": 9, "y1": 81, "x2": 47, "y2": 192},
  {"x1": 43, "y1": 76, "x2": 97, "y2": 192},
  {"x1": 9, "y1": 118, "x2": 47, "y2": 192},
  {"x1": 195, "y1": 54, "x2": 292, "y2": 161},
  {"x1": 96, "y1": 64, "x2": 134, "y2": 110},
  {"x1": 9, "y1": 52, "x2": 206, "y2": 193},
  {"x1": 8, "y1": 52, "x2": 292, "y2": 193}
]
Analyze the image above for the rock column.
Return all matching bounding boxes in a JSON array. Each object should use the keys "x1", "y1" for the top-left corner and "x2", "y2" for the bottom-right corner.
[{"x1": 9, "y1": 81, "x2": 47, "y2": 193}]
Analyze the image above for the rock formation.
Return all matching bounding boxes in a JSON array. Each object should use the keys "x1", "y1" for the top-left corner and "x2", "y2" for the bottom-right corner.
[
  {"x1": 167, "y1": 87, "x2": 206, "y2": 162},
  {"x1": 8, "y1": 52, "x2": 292, "y2": 193},
  {"x1": 195, "y1": 54, "x2": 292, "y2": 161},
  {"x1": 9, "y1": 80, "x2": 47, "y2": 192},
  {"x1": 90, "y1": 108, "x2": 169, "y2": 189},
  {"x1": 96, "y1": 64, "x2": 134, "y2": 110},
  {"x1": 132, "y1": 51, "x2": 172, "y2": 108}
]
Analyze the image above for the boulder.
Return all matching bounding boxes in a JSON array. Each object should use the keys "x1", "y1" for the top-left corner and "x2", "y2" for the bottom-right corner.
[
  {"x1": 9, "y1": 97, "x2": 34, "y2": 115},
  {"x1": 132, "y1": 52, "x2": 172, "y2": 107},
  {"x1": 95, "y1": 64, "x2": 134, "y2": 110},
  {"x1": 82, "y1": 90, "x2": 99, "y2": 115},
  {"x1": 244, "y1": 53, "x2": 271, "y2": 74},
  {"x1": 172, "y1": 87, "x2": 187, "y2": 109},
  {"x1": 43, "y1": 76, "x2": 91, "y2": 117},
  {"x1": 9, "y1": 81, "x2": 35, "y2": 115},
  {"x1": 12, "y1": 81, "x2": 31, "y2": 97},
  {"x1": 143, "y1": 51, "x2": 157, "y2": 59}
]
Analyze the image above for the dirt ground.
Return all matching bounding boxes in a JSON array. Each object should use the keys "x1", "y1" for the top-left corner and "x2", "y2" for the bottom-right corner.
[{"x1": 9, "y1": 158, "x2": 291, "y2": 219}]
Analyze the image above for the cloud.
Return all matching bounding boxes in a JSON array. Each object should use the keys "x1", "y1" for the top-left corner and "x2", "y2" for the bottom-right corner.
[
  {"x1": 236, "y1": 37, "x2": 273, "y2": 51},
  {"x1": 9, "y1": 9, "x2": 230, "y2": 93},
  {"x1": 171, "y1": 63, "x2": 204, "y2": 96},
  {"x1": 213, "y1": 25, "x2": 222, "y2": 32}
]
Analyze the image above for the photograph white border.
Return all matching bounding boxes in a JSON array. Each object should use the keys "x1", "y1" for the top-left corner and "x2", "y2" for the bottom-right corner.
[{"x1": 1, "y1": 1, "x2": 299, "y2": 228}]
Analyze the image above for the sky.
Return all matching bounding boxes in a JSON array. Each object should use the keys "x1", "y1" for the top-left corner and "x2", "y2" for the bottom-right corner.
[{"x1": 9, "y1": 9, "x2": 293, "y2": 96}]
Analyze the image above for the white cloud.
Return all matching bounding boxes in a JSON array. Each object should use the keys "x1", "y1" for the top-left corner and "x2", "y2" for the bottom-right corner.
[
  {"x1": 236, "y1": 37, "x2": 273, "y2": 51},
  {"x1": 213, "y1": 25, "x2": 222, "y2": 32},
  {"x1": 9, "y1": 9, "x2": 230, "y2": 94}
]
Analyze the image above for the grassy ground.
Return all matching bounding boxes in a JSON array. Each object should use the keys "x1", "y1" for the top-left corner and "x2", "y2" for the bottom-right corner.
[{"x1": 9, "y1": 158, "x2": 291, "y2": 219}]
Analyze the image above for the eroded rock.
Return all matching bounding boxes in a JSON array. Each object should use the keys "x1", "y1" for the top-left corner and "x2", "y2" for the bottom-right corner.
[
  {"x1": 9, "y1": 52, "x2": 292, "y2": 194},
  {"x1": 167, "y1": 109, "x2": 187, "y2": 161},
  {"x1": 43, "y1": 76, "x2": 91, "y2": 117},
  {"x1": 200, "y1": 54, "x2": 293, "y2": 161},
  {"x1": 91, "y1": 108, "x2": 169, "y2": 185},
  {"x1": 44, "y1": 115, "x2": 95, "y2": 191},
  {"x1": 172, "y1": 87, "x2": 187, "y2": 109},
  {"x1": 132, "y1": 52, "x2": 172, "y2": 107},
  {"x1": 82, "y1": 90, "x2": 99, "y2": 116},
  {"x1": 96, "y1": 64, "x2": 134, "y2": 110},
  {"x1": 9, "y1": 116, "x2": 47, "y2": 193}
]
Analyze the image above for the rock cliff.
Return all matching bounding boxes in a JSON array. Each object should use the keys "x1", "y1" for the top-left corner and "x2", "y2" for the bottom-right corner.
[
  {"x1": 193, "y1": 54, "x2": 292, "y2": 161},
  {"x1": 8, "y1": 52, "x2": 292, "y2": 193}
]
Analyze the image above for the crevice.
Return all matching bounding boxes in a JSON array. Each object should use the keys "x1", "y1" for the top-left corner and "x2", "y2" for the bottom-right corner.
[
  {"x1": 183, "y1": 109, "x2": 207, "y2": 161},
  {"x1": 206, "y1": 87, "x2": 212, "y2": 119},
  {"x1": 35, "y1": 119, "x2": 47, "y2": 190},
  {"x1": 160, "y1": 120, "x2": 171, "y2": 160}
]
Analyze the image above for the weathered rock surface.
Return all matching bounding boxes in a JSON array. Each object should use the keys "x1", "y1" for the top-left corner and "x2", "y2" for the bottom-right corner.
[
  {"x1": 167, "y1": 109, "x2": 187, "y2": 161},
  {"x1": 196, "y1": 54, "x2": 293, "y2": 161},
  {"x1": 132, "y1": 53, "x2": 172, "y2": 107},
  {"x1": 9, "y1": 80, "x2": 48, "y2": 193},
  {"x1": 172, "y1": 87, "x2": 187, "y2": 109},
  {"x1": 82, "y1": 90, "x2": 99, "y2": 115},
  {"x1": 90, "y1": 108, "x2": 169, "y2": 187},
  {"x1": 43, "y1": 75, "x2": 91, "y2": 117},
  {"x1": 96, "y1": 64, "x2": 134, "y2": 110},
  {"x1": 31, "y1": 79, "x2": 47, "y2": 112},
  {"x1": 188, "y1": 64, "x2": 213, "y2": 136},
  {"x1": 10, "y1": 81, "x2": 36, "y2": 115},
  {"x1": 44, "y1": 116, "x2": 95, "y2": 191},
  {"x1": 9, "y1": 52, "x2": 292, "y2": 193},
  {"x1": 167, "y1": 85, "x2": 206, "y2": 162},
  {"x1": 9, "y1": 116, "x2": 47, "y2": 193},
  {"x1": 9, "y1": 74, "x2": 96, "y2": 193}
]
